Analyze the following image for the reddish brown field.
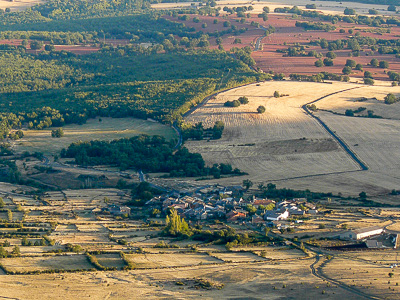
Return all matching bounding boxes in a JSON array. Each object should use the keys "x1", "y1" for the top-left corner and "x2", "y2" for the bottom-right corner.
[{"x1": 167, "y1": 12, "x2": 400, "y2": 81}]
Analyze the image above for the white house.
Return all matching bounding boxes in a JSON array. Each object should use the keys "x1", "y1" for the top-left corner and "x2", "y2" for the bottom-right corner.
[{"x1": 264, "y1": 209, "x2": 289, "y2": 221}]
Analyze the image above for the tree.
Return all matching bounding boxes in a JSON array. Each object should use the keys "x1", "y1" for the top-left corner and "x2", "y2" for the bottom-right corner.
[
  {"x1": 163, "y1": 209, "x2": 191, "y2": 237},
  {"x1": 344, "y1": 8, "x2": 356, "y2": 15},
  {"x1": 345, "y1": 109, "x2": 354, "y2": 116},
  {"x1": 379, "y1": 60, "x2": 389, "y2": 69},
  {"x1": 223, "y1": 21, "x2": 231, "y2": 27},
  {"x1": 384, "y1": 93, "x2": 398, "y2": 104},
  {"x1": 30, "y1": 40, "x2": 43, "y2": 50},
  {"x1": 369, "y1": 9, "x2": 378, "y2": 15},
  {"x1": 7, "y1": 209, "x2": 12, "y2": 222},
  {"x1": 44, "y1": 44, "x2": 55, "y2": 51},
  {"x1": 342, "y1": 66, "x2": 352, "y2": 75},
  {"x1": 257, "y1": 106, "x2": 266, "y2": 114},
  {"x1": 326, "y1": 51, "x2": 336, "y2": 59},
  {"x1": 224, "y1": 100, "x2": 241, "y2": 107},
  {"x1": 388, "y1": 5, "x2": 396, "y2": 12},
  {"x1": 151, "y1": 208, "x2": 161, "y2": 217},
  {"x1": 246, "y1": 204, "x2": 257, "y2": 215},
  {"x1": 345, "y1": 59, "x2": 356, "y2": 68},
  {"x1": 370, "y1": 58, "x2": 379, "y2": 67},
  {"x1": 263, "y1": 6, "x2": 270, "y2": 13},
  {"x1": 238, "y1": 96, "x2": 249, "y2": 104},
  {"x1": 364, "y1": 71, "x2": 373, "y2": 78},
  {"x1": 0, "y1": 197, "x2": 4, "y2": 209},
  {"x1": 273, "y1": 91, "x2": 280, "y2": 98},
  {"x1": 259, "y1": 12, "x2": 268, "y2": 21},
  {"x1": 355, "y1": 63, "x2": 363, "y2": 71},
  {"x1": 51, "y1": 128, "x2": 64, "y2": 138},
  {"x1": 242, "y1": 179, "x2": 253, "y2": 190},
  {"x1": 364, "y1": 78, "x2": 374, "y2": 85},
  {"x1": 0, "y1": 246, "x2": 8, "y2": 258},
  {"x1": 359, "y1": 191, "x2": 367, "y2": 200},
  {"x1": 314, "y1": 59, "x2": 323, "y2": 67},
  {"x1": 12, "y1": 245, "x2": 20, "y2": 256},
  {"x1": 323, "y1": 58, "x2": 333, "y2": 66}
]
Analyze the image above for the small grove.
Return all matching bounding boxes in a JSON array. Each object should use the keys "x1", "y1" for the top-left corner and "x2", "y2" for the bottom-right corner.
[{"x1": 61, "y1": 134, "x2": 244, "y2": 178}]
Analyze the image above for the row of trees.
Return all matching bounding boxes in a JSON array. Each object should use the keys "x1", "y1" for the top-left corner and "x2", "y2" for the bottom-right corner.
[
  {"x1": 179, "y1": 121, "x2": 225, "y2": 140},
  {"x1": 275, "y1": 5, "x2": 400, "y2": 27},
  {"x1": 224, "y1": 96, "x2": 249, "y2": 107}
]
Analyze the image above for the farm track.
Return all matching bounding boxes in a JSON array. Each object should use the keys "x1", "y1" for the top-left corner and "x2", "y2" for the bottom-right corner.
[
  {"x1": 310, "y1": 256, "x2": 381, "y2": 300},
  {"x1": 302, "y1": 86, "x2": 369, "y2": 171}
]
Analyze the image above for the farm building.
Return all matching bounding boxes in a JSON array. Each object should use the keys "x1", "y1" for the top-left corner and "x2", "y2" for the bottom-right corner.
[
  {"x1": 340, "y1": 226, "x2": 384, "y2": 240},
  {"x1": 107, "y1": 205, "x2": 131, "y2": 216},
  {"x1": 226, "y1": 210, "x2": 246, "y2": 222},
  {"x1": 263, "y1": 209, "x2": 289, "y2": 221}
]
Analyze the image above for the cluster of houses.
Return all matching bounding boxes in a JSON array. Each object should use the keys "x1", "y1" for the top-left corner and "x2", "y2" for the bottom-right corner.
[{"x1": 145, "y1": 185, "x2": 319, "y2": 227}]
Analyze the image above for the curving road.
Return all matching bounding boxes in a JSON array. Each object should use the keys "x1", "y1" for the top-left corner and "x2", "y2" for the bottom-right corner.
[{"x1": 310, "y1": 255, "x2": 381, "y2": 300}]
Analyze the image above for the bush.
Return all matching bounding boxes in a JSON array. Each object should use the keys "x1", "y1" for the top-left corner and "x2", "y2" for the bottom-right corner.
[
  {"x1": 51, "y1": 128, "x2": 64, "y2": 138},
  {"x1": 273, "y1": 91, "x2": 280, "y2": 98}
]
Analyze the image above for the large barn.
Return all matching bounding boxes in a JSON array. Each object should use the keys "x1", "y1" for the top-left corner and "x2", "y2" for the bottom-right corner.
[{"x1": 340, "y1": 226, "x2": 384, "y2": 240}]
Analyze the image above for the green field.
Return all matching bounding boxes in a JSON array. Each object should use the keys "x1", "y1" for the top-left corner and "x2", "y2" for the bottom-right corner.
[{"x1": 13, "y1": 117, "x2": 177, "y2": 155}]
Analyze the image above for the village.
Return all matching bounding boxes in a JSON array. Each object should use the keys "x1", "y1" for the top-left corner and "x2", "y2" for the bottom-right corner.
[{"x1": 142, "y1": 184, "x2": 399, "y2": 250}]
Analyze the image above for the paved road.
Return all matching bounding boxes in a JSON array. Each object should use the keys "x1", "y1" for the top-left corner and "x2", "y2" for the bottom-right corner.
[
  {"x1": 309, "y1": 255, "x2": 381, "y2": 300},
  {"x1": 302, "y1": 86, "x2": 368, "y2": 171}
]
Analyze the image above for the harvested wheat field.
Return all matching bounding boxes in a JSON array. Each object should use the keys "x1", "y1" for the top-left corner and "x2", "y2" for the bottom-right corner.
[
  {"x1": 125, "y1": 252, "x2": 222, "y2": 268},
  {"x1": 210, "y1": 251, "x2": 266, "y2": 262},
  {"x1": 95, "y1": 253, "x2": 126, "y2": 269},
  {"x1": 315, "y1": 85, "x2": 400, "y2": 120},
  {"x1": 0, "y1": 259, "x2": 362, "y2": 299},
  {"x1": 0, "y1": 254, "x2": 93, "y2": 273},
  {"x1": 323, "y1": 257, "x2": 400, "y2": 299},
  {"x1": 185, "y1": 80, "x2": 400, "y2": 196}
]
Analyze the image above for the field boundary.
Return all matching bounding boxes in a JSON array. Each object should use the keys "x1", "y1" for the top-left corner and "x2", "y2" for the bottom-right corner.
[{"x1": 302, "y1": 86, "x2": 369, "y2": 171}]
